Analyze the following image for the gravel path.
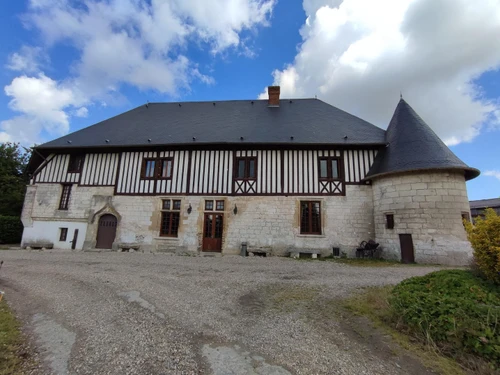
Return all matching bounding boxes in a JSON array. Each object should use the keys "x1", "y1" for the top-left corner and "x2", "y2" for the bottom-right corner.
[{"x1": 0, "y1": 251, "x2": 442, "y2": 375}]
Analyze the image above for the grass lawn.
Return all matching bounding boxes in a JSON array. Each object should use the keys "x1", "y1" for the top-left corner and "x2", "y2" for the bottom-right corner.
[{"x1": 0, "y1": 298, "x2": 26, "y2": 375}]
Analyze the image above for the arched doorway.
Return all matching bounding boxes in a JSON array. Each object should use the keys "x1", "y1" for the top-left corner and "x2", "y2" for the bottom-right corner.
[{"x1": 96, "y1": 214, "x2": 117, "y2": 249}]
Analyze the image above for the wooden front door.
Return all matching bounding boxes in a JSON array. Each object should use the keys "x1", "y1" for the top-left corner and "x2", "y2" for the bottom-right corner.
[
  {"x1": 399, "y1": 234, "x2": 415, "y2": 264},
  {"x1": 203, "y1": 213, "x2": 223, "y2": 252},
  {"x1": 96, "y1": 214, "x2": 117, "y2": 249}
]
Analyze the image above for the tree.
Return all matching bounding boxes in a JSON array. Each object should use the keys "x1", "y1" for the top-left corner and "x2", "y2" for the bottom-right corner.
[
  {"x1": 465, "y1": 208, "x2": 500, "y2": 285},
  {"x1": 0, "y1": 143, "x2": 31, "y2": 217}
]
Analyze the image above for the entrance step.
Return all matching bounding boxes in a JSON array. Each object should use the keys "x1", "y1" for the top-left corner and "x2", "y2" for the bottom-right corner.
[{"x1": 199, "y1": 252, "x2": 222, "y2": 257}]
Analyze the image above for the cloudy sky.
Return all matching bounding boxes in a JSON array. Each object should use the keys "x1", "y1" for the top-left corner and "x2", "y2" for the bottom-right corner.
[{"x1": 1, "y1": 0, "x2": 499, "y2": 199}]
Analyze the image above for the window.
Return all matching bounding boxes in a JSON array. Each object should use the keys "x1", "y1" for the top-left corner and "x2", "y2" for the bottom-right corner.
[
  {"x1": 141, "y1": 157, "x2": 174, "y2": 180},
  {"x1": 158, "y1": 158, "x2": 173, "y2": 179},
  {"x1": 235, "y1": 157, "x2": 257, "y2": 179},
  {"x1": 67, "y1": 154, "x2": 84, "y2": 173},
  {"x1": 160, "y1": 199, "x2": 181, "y2": 237},
  {"x1": 318, "y1": 157, "x2": 340, "y2": 180},
  {"x1": 59, "y1": 184, "x2": 72, "y2": 210},
  {"x1": 461, "y1": 212, "x2": 471, "y2": 224},
  {"x1": 205, "y1": 200, "x2": 214, "y2": 211},
  {"x1": 300, "y1": 201, "x2": 321, "y2": 234},
  {"x1": 216, "y1": 200, "x2": 225, "y2": 211},
  {"x1": 142, "y1": 159, "x2": 156, "y2": 179},
  {"x1": 59, "y1": 228, "x2": 68, "y2": 241},
  {"x1": 386, "y1": 214, "x2": 395, "y2": 229}
]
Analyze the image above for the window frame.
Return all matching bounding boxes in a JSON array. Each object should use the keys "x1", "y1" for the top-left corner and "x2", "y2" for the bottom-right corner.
[
  {"x1": 141, "y1": 158, "x2": 157, "y2": 180},
  {"x1": 58, "y1": 184, "x2": 72, "y2": 210},
  {"x1": 234, "y1": 157, "x2": 257, "y2": 180},
  {"x1": 385, "y1": 213, "x2": 395, "y2": 229},
  {"x1": 205, "y1": 200, "x2": 214, "y2": 211},
  {"x1": 300, "y1": 201, "x2": 322, "y2": 235},
  {"x1": 67, "y1": 154, "x2": 85, "y2": 173},
  {"x1": 318, "y1": 157, "x2": 342, "y2": 181},
  {"x1": 141, "y1": 157, "x2": 174, "y2": 180},
  {"x1": 157, "y1": 157, "x2": 174, "y2": 180},
  {"x1": 59, "y1": 228, "x2": 68, "y2": 241},
  {"x1": 159, "y1": 199, "x2": 181, "y2": 237},
  {"x1": 216, "y1": 200, "x2": 225, "y2": 211}
]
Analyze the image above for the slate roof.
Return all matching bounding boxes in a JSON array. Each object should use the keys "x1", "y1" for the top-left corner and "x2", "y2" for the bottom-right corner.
[
  {"x1": 365, "y1": 99, "x2": 479, "y2": 181},
  {"x1": 469, "y1": 198, "x2": 500, "y2": 209},
  {"x1": 36, "y1": 99, "x2": 386, "y2": 150}
]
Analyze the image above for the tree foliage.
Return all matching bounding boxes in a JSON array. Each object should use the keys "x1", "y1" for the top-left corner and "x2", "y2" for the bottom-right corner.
[
  {"x1": 0, "y1": 142, "x2": 30, "y2": 217},
  {"x1": 465, "y1": 208, "x2": 500, "y2": 285}
]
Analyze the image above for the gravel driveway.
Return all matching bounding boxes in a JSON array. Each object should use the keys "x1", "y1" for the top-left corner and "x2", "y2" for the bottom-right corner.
[{"x1": 0, "y1": 251, "x2": 441, "y2": 375}]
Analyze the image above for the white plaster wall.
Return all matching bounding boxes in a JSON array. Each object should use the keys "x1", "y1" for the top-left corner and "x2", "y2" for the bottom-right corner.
[
  {"x1": 372, "y1": 171, "x2": 473, "y2": 265},
  {"x1": 22, "y1": 221, "x2": 88, "y2": 249}
]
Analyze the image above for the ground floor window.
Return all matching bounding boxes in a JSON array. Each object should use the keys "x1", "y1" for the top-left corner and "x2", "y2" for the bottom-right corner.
[
  {"x1": 300, "y1": 201, "x2": 321, "y2": 234},
  {"x1": 160, "y1": 199, "x2": 181, "y2": 237},
  {"x1": 385, "y1": 213, "x2": 395, "y2": 229},
  {"x1": 59, "y1": 228, "x2": 68, "y2": 241}
]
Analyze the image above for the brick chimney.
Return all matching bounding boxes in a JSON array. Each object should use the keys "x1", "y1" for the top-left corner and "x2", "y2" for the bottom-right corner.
[{"x1": 268, "y1": 86, "x2": 280, "y2": 107}]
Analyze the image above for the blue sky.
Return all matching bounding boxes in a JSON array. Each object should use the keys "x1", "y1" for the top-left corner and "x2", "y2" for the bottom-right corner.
[{"x1": 1, "y1": 0, "x2": 499, "y2": 200}]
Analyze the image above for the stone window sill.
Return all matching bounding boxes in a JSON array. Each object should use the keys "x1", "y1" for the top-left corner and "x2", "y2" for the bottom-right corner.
[
  {"x1": 154, "y1": 236, "x2": 179, "y2": 241},
  {"x1": 296, "y1": 234, "x2": 326, "y2": 238}
]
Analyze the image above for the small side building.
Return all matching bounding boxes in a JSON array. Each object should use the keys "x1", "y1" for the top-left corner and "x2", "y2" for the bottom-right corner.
[{"x1": 470, "y1": 198, "x2": 500, "y2": 220}]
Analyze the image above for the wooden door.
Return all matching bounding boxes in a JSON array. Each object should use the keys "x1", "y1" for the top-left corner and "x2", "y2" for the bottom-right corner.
[
  {"x1": 96, "y1": 214, "x2": 117, "y2": 249},
  {"x1": 399, "y1": 234, "x2": 415, "y2": 264},
  {"x1": 71, "y1": 229, "x2": 78, "y2": 250},
  {"x1": 203, "y1": 213, "x2": 223, "y2": 252}
]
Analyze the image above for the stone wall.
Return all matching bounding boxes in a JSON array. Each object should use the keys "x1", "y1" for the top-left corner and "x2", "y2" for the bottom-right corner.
[
  {"x1": 21, "y1": 183, "x2": 374, "y2": 255},
  {"x1": 372, "y1": 171, "x2": 473, "y2": 265}
]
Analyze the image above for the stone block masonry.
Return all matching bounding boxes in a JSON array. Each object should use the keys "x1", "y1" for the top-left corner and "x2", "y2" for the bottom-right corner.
[
  {"x1": 372, "y1": 171, "x2": 473, "y2": 265},
  {"x1": 21, "y1": 183, "x2": 374, "y2": 256}
]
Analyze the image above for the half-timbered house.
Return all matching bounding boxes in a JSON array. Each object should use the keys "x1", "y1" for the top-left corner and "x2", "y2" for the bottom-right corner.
[{"x1": 21, "y1": 86, "x2": 479, "y2": 265}]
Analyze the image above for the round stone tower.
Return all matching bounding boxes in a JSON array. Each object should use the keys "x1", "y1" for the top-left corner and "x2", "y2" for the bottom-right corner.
[{"x1": 365, "y1": 99, "x2": 479, "y2": 265}]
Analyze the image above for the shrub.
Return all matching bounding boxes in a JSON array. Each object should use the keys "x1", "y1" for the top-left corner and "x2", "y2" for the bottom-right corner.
[
  {"x1": 0, "y1": 216, "x2": 23, "y2": 244},
  {"x1": 465, "y1": 208, "x2": 500, "y2": 285},
  {"x1": 390, "y1": 270, "x2": 500, "y2": 367}
]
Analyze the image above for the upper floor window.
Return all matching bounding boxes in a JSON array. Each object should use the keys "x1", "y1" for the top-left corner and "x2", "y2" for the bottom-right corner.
[
  {"x1": 59, "y1": 184, "x2": 72, "y2": 210},
  {"x1": 141, "y1": 157, "x2": 173, "y2": 180},
  {"x1": 235, "y1": 157, "x2": 257, "y2": 180},
  {"x1": 318, "y1": 157, "x2": 340, "y2": 180},
  {"x1": 68, "y1": 154, "x2": 84, "y2": 173}
]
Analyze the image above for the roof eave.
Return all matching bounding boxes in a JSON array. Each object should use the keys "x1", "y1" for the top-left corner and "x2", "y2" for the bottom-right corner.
[{"x1": 364, "y1": 166, "x2": 480, "y2": 182}]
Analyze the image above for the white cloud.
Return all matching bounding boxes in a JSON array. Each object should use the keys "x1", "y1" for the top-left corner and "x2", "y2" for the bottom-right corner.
[
  {"x1": 1, "y1": 74, "x2": 87, "y2": 145},
  {"x1": 2, "y1": 0, "x2": 275, "y2": 145},
  {"x1": 260, "y1": 0, "x2": 500, "y2": 145},
  {"x1": 74, "y1": 107, "x2": 88, "y2": 118},
  {"x1": 6, "y1": 46, "x2": 47, "y2": 73},
  {"x1": 26, "y1": 0, "x2": 275, "y2": 96},
  {"x1": 484, "y1": 170, "x2": 500, "y2": 181}
]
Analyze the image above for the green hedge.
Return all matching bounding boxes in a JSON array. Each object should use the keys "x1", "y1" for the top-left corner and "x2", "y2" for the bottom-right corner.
[
  {"x1": 390, "y1": 270, "x2": 500, "y2": 367},
  {"x1": 0, "y1": 216, "x2": 23, "y2": 244}
]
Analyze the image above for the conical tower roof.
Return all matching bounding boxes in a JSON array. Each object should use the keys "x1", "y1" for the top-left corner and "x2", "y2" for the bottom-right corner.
[{"x1": 366, "y1": 99, "x2": 479, "y2": 181}]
